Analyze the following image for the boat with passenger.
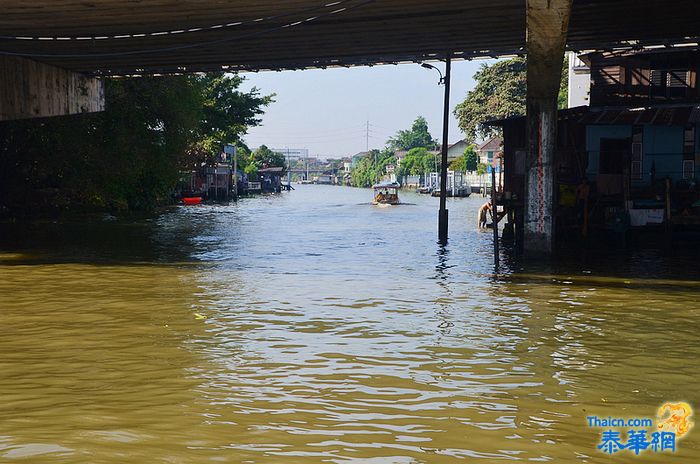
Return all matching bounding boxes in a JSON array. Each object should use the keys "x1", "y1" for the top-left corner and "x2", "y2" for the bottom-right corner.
[{"x1": 372, "y1": 182, "x2": 401, "y2": 205}]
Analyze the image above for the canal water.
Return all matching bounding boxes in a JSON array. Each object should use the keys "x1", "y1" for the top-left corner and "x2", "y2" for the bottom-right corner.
[{"x1": 1, "y1": 185, "x2": 698, "y2": 463}]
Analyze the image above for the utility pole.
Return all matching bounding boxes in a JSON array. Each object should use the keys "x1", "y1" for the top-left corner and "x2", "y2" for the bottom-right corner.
[{"x1": 366, "y1": 120, "x2": 369, "y2": 153}]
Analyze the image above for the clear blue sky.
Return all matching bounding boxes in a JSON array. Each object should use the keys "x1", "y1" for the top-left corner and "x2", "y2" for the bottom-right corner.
[{"x1": 239, "y1": 60, "x2": 492, "y2": 159}]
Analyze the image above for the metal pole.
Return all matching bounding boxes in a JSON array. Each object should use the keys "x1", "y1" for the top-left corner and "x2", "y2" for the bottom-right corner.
[
  {"x1": 366, "y1": 120, "x2": 369, "y2": 152},
  {"x1": 438, "y1": 53, "x2": 451, "y2": 244}
]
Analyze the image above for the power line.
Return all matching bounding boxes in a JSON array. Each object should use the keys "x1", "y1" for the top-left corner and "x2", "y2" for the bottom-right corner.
[
  {"x1": 245, "y1": 124, "x2": 368, "y2": 138},
  {"x1": 247, "y1": 134, "x2": 370, "y2": 145},
  {"x1": 243, "y1": 131, "x2": 369, "y2": 143},
  {"x1": 368, "y1": 122, "x2": 395, "y2": 132}
]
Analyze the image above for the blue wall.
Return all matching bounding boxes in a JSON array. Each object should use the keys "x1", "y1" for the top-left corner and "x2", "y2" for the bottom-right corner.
[
  {"x1": 586, "y1": 124, "x2": 690, "y2": 183},
  {"x1": 585, "y1": 125, "x2": 632, "y2": 179},
  {"x1": 642, "y1": 125, "x2": 683, "y2": 184}
]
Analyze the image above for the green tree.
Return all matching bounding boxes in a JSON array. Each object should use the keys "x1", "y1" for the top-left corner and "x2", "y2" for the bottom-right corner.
[
  {"x1": 0, "y1": 73, "x2": 273, "y2": 213},
  {"x1": 247, "y1": 145, "x2": 287, "y2": 178},
  {"x1": 183, "y1": 73, "x2": 275, "y2": 167},
  {"x1": 453, "y1": 57, "x2": 569, "y2": 141},
  {"x1": 449, "y1": 144, "x2": 478, "y2": 172},
  {"x1": 387, "y1": 116, "x2": 438, "y2": 151},
  {"x1": 350, "y1": 149, "x2": 395, "y2": 188},
  {"x1": 465, "y1": 146, "x2": 479, "y2": 171},
  {"x1": 397, "y1": 147, "x2": 439, "y2": 179},
  {"x1": 197, "y1": 73, "x2": 274, "y2": 154}
]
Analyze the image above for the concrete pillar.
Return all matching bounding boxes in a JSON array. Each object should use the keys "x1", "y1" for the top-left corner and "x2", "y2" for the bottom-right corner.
[
  {"x1": 524, "y1": 0, "x2": 572, "y2": 254},
  {"x1": 0, "y1": 56, "x2": 104, "y2": 121}
]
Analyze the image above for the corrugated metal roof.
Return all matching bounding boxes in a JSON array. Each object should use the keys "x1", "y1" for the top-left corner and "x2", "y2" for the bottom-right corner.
[
  {"x1": 0, "y1": 0, "x2": 697, "y2": 75},
  {"x1": 485, "y1": 105, "x2": 700, "y2": 126},
  {"x1": 477, "y1": 137, "x2": 503, "y2": 151},
  {"x1": 578, "y1": 106, "x2": 700, "y2": 125}
]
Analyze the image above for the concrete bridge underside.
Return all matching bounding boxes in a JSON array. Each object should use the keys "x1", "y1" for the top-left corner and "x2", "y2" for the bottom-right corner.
[{"x1": 1, "y1": 0, "x2": 698, "y2": 252}]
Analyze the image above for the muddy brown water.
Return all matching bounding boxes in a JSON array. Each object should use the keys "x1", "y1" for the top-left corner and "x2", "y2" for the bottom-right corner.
[{"x1": 1, "y1": 185, "x2": 698, "y2": 462}]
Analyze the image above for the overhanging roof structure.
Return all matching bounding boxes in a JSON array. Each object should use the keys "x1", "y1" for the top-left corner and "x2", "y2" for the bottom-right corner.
[{"x1": 0, "y1": 0, "x2": 698, "y2": 76}]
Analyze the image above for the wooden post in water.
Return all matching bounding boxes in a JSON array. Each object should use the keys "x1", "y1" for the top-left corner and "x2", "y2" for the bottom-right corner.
[
  {"x1": 491, "y1": 166, "x2": 499, "y2": 268},
  {"x1": 233, "y1": 147, "x2": 238, "y2": 200},
  {"x1": 665, "y1": 177, "x2": 672, "y2": 238}
]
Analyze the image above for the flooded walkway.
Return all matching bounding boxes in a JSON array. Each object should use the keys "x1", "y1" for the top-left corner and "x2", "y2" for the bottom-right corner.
[{"x1": 1, "y1": 185, "x2": 698, "y2": 462}]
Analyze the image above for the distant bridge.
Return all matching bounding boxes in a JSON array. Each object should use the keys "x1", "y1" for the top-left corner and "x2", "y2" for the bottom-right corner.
[{"x1": 287, "y1": 169, "x2": 338, "y2": 176}]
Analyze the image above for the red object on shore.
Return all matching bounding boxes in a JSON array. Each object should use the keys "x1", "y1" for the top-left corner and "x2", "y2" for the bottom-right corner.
[{"x1": 182, "y1": 197, "x2": 202, "y2": 205}]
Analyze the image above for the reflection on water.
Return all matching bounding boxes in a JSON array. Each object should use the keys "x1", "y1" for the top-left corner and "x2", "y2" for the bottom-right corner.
[{"x1": 1, "y1": 185, "x2": 698, "y2": 462}]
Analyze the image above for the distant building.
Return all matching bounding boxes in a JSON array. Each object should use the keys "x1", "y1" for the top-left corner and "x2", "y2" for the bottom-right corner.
[
  {"x1": 271, "y1": 148, "x2": 309, "y2": 163},
  {"x1": 476, "y1": 137, "x2": 503, "y2": 169},
  {"x1": 316, "y1": 174, "x2": 334, "y2": 184},
  {"x1": 394, "y1": 150, "x2": 407, "y2": 166},
  {"x1": 486, "y1": 47, "x2": 700, "y2": 242},
  {"x1": 258, "y1": 166, "x2": 284, "y2": 193},
  {"x1": 567, "y1": 52, "x2": 591, "y2": 108},
  {"x1": 180, "y1": 163, "x2": 235, "y2": 201},
  {"x1": 351, "y1": 151, "x2": 369, "y2": 167},
  {"x1": 445, "y1": 139, "x2": 471, "y2": 163}
]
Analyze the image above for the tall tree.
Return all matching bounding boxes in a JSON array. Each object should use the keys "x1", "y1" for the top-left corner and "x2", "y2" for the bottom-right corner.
[
  {"x1": 249, "y1": 145, "x2": 287, "y2": 174},
  {"x1": 387, "y1": 116, "x2": 438, "y2": 151},
  {"x1": 197, "y1": 73, "x2": 274, "y2": 153},
  {"x1": 453, "y1": 57, "x2": 568, "y2": 141},
  {"x1": 449, "y1": 144, "x2": 478, "y2": 172},
  {"x1": 0, "y1": 73, "x2": 273, "y2": 213},
  {"x1": 350, "y1": 149, "x2": 396, "y2": 188},
  {"x1": 396, "y1": 147, "x2": 439, "y2": 178}
]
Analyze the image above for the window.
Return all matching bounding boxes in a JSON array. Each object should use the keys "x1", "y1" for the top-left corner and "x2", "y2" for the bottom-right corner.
[
  {"x1": 631, "y1": 126, "x2": 644, "y2": 180},
  {"x1": 669, "y1": 70, "x2": 691, "y2": 88},
  {"x1": 683, "y1": 160, "x2": 695, "y2": 179},
  {"x1": 650, "y1": 69, "x2": 691, "y2": 98},
  {"x1": 683, "y1": 125, "x2": 695, "y2": 160},
  {"x1": 631, "y1": 143, "x2": 643, "y2": 180},
  {"x1": 650, "y1": 69, "x2": 663, "y2": 87}
]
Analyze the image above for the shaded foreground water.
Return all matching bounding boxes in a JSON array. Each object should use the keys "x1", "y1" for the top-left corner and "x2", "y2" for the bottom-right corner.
[{"x1": 1, "y1": 185, "x2": 699, "y2": 463}]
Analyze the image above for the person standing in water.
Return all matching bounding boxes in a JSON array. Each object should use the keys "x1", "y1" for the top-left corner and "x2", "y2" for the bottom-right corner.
[{"x1": 477, "y1": 201, "x2": 492, "y2": 229}]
